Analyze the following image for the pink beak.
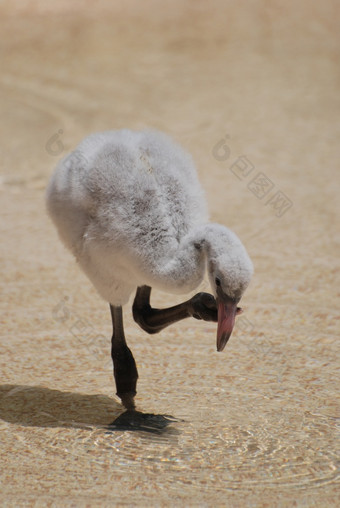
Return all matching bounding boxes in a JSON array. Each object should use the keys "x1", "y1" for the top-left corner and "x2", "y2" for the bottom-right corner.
[{"x1": 216, "y1": 299, "x2": 242, "y2": 352}]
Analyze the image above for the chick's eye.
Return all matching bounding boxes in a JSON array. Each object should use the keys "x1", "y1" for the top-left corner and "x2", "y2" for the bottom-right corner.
[{"x1": 215, "y1": 277, "x2": 221, "y2": 287}]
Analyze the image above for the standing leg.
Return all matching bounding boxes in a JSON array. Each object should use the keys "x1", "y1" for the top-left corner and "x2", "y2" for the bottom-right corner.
[{"x1": 110, "y1": 305, "x2": 138, "y2": 410}]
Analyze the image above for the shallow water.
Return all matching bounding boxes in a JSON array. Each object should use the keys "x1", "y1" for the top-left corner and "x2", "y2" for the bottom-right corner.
[
  {"x1": 1, "y1": 1, "x2": 339, "y2": 506},
  {"x1": 0, "y1": 372, "x2": 338, "y2": 505}
]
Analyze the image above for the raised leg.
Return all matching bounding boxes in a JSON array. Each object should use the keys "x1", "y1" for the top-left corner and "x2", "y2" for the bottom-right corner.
[
  {"x1": 110, "y1": 305, "x2": 138, "y2": 410},
  {"x1": 132, "y1": 286, "x2": 218, "y2": 334}
]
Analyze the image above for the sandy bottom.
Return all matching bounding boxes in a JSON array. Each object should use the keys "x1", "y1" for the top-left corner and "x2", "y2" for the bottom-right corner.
[{"x1": 0, "y1": 1, "x2": 339, "y2": 506}]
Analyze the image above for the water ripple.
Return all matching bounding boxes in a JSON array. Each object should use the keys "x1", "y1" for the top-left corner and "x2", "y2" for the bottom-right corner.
[
  {"x1": 41, "y1": 413, "x2": 339, "y2": 490},
  {"x1": 1, "y1": 385, "x2": 338, "y2": 491}
]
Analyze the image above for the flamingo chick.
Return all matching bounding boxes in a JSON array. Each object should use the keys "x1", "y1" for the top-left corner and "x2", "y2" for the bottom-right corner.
[{"x1": 46, "y1": 129, "x2": 253, "y2": 410}]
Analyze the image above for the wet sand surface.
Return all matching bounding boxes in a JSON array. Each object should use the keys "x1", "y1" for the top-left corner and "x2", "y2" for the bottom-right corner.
[{"x1": 0, "y1": 1, "x2": 339, "y2": 506}]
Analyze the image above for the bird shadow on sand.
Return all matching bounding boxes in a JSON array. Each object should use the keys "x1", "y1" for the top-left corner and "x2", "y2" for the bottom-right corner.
[{"x1": 0, "y1": 384, "x2": 182, "y2": 435}]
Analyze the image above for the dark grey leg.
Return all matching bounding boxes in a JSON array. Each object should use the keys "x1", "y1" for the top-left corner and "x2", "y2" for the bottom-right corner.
[
  {"x1": 132, "y1": 286, "x2": 217, "y2": 334},
  {"x1": 110, "y1": 305, "x2": 138, "y2": 410}
]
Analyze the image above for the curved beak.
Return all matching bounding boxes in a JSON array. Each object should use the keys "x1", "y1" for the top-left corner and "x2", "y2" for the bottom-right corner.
[{"x1": 216, "y1": 297, "x2": 242, "y2": 352}]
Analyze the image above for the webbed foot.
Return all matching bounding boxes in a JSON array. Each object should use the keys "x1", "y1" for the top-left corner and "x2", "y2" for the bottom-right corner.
[{"x1": 189, "y1": 292, "x2": 217, "y2": 322}]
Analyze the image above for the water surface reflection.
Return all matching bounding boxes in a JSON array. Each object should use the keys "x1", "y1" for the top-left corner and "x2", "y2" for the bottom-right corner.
[{"x1": 1, "y1": 384, "x2": 338, "y2": 491}]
